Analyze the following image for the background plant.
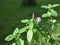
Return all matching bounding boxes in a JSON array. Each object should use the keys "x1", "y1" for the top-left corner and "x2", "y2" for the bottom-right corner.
[{"x1": 5, "y1": 4, "x2": 60, "y2": 45}]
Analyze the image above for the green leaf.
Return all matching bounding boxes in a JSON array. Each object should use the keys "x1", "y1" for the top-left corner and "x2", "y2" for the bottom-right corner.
[
  {"x1": 16, "y1": 39, "x2": 21, "y2": 45},
  {"x1": 51, "y1": 24, "x2": 54, "y2": 30},
  {"x1": 27, "y1": 30, "x2": 33, "y2": 42},
  {"x1": 5, "y1": 34, "x2": 14, "y2": 41},
  {"x1": 32, "y1": 29, "x2": 37, "y2": 33},
  {"x1": 21, "y1": 19, "x2": 29, "y2": 23},
  {"x1": 41, "y1": 5, "x2": 49, "y2": 9},
  {"x1": 49, "y1": 19, "x2": 56, "y2": 23},
  {"x1": 50, "y1": 9, "x2": 58, "y2": 17},
  {"x1": 42, "y1": 11, "x2": 51, "y2": 18},
  {"x1": 16, "y1": 33, "x2": 20, "y2": 40},
  {"x1": 42, "y1": 13, "x2": 47, "y2": 18},
  {"x1": 47, "y1": 11, "x2": 51, "y2": 17},
  {"x1": 41, "y1": 4, "x2": 60, "y2": 9},
  {"x1": 19, "y1": 39, "x2": 24, "y2": 45},
  {"x1": 19, "y1": 26, "x2": 27, "y2": 34},
  {"x1": 27, "y1": 19, "x2": 34, "y2": 30},
  {"x1": 51, "y1": 33, "x2": 57, "y2": 40},
  {"x1": 33, "y1": 31, "x2": 39, "y2": 41},
  {"x1": 13, "y1": 28, "x2": 19, "y2": 35},
  {"x1": 52, "y1": 4, "x2": 60, "y2": 8},
  {"x1": 12, "y1": 43, "x2": 16, "y2": 45},
  {"x1": 29, "y1": 22, "x2": 34, "y2": 30},
  {"x1": 16, "y1": 39, "x2": 24, "y2": 45},
  {"x1": 48, "y1": 4, "x2": 52, "y2": 7}
]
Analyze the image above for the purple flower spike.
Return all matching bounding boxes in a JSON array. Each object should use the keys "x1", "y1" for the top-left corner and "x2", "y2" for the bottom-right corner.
[{"x1": 36, "y1": 17, "x2": 41, "y2": 23}]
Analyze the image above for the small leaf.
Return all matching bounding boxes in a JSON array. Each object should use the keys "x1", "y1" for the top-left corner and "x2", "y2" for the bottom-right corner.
[
  {"x1": 42, "y1": 11, "x2": 51, "y2": 18},
  {"x1": 42, "y1": 13, "x2": 48, "y2": 18},
  {"x1": 5, "y1": 34, "x2": 14, "y2": 41},
  {"x1": 33, "y1": 31, "x2": 39, "y2": 41},
  {"x1": 52, "y1": 4, "x2": 60, "y2": 8},
  {"x1": 48, "y1": 4, "x2": 52, "y2": 8},
  {"x1": 16, "y1": 33, "x2": 20, "y2": 40},
  {"x1": 16, "y1": 39, "x2": 24, "y2": 45},
  {"x1": 51, "y1": 33, "x2": 57, "y2": 40},
  {"x1": 47, "y1": 11, "x2": 51, "y2": 17},
  {"x1": 41, "y1": 4, "x2": 60, "y2": 9},
  {"x1": 51, "y1": 24, "x2": 54, "y2": 30},
  {"x1": 19, "y1": 26, "x2": 27, "y2": 33},
  {"x1": 19, "y1": 39, "x2": 24, "y2": 45},
  {"x1": 42, "y1": 14, "x2": 46, "y2": 17},
  {"x1": 29, "y1": 22, "x2": 34, "y2": 30},
  {"x1": 50, "y1": 9, "x2": 58, "y2": 17},
  {"x1": 16, "y1": 39, "x2": 21, "y2": 45},
  {"x1": 41, "y1": 5, "x2": 49, "y2": 9},
  {"x1": 27, "y1": 19, "x2": 34, "y2": 30},
  {"x1": 12, "y1": 43, "x2": 16, "y2": 45},
  {"x1": 32, "y1": 29, "x2": 37, "y2": 33},
  {"x1": 27, "y1": 30, "x2": 33, "y2": 42},
  {"x1": 13, "y1": 28, "x2": 19, "y2": 35},
  {"x1": 21, "y1": 19, "x2": 29, "y2": 23}
]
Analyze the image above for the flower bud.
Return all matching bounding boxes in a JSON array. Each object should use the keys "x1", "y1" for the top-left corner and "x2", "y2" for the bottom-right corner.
[
  {"x1": 52, "y1": 19, "x2": 56, "y2": 23},
  {"x1": 36, "y1": 17, "x2": 41, "y2": 23}
]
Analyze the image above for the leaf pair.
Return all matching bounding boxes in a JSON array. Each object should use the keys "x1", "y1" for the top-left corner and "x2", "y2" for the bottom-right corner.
[
  {"x1": 41, "y1": 4, "x2": 60, "y2": 9},
  {"x1": 42, "y1": 9, "x2": 58, "y2": 18},
  {"x1": 5, "y1": 28, "x2": 19, "y2": 41}
]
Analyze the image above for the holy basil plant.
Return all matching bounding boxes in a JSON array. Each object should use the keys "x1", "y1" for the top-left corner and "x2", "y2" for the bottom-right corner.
[{"x1": 5, "y1": 4, "x2": 60, "y2": 45}]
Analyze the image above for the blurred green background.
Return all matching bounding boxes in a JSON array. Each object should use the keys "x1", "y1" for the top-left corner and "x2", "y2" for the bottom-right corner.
[{"x1": 0, "y1": 0, "x2": 60, "y2": 45}]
